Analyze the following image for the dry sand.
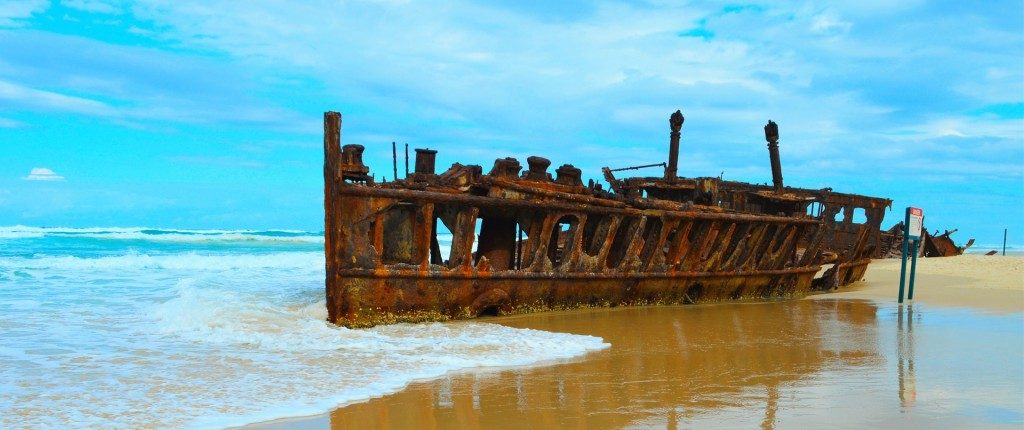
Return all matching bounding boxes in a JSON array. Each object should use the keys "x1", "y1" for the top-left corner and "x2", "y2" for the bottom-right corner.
[
  {"x1": 812, "y1": 255, "x2": 1024, "y2": 313},
  {"x1": 242, "y1": 255, "x2": 1024, "y2": 430}
]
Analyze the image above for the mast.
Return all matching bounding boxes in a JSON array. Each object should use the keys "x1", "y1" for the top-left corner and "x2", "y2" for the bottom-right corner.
[
  {"x1": 666, "y1": 109, "x2": 684, "y2": 181},
  {"x1": 765, "y1": 119, "x2": 783, "y2": 192}
]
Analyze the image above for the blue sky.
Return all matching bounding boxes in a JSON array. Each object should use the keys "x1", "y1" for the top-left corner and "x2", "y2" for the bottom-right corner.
[{"x1": 0, "y1": 0, "x2": 1021, "y2": 247}]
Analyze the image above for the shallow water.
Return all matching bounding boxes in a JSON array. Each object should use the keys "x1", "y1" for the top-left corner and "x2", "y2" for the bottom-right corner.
[
  {"x1": 4, "y1": 226, "x2": 1021, "y2": 429},
  {"x1": 257, "y1": 300, "x2": 1024, "y2": 430},
  {"x1": 0, "y1": 227, "x2": 603, "y2": 429}
]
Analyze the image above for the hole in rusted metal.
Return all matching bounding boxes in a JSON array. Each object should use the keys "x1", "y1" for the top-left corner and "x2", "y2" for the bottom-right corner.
[
  {"x1": 639, "y1": 217, "x2": 664, "y2": 267},
  {"x1": 430, "y1": 217, "x2": 449, "y2": 265},
  {"x1": 606, "y1": 217, "x2": 640, "y2": 269},
  {"x1": 662, "y1": 226, "x2": 680, "y2": 264},
  {"x1": 685, "y1": 284, "x2": 704, "y2": 303},
  {"x1": 550, "y1": 215, "x2": 579, "y2": 267},
  {"x1": 477, "y1": 213, "x2": 516, "y2": 270},
  {"x1": 805, "y1": 201, "x2": 821, "y2": 218},
  {"x1": 582, "y1": 214, "x2": 611, "y2": 257},
  {"x1": 477, "y1": 305, "x2": 500, "y2": 317},
  {"x1": 851, "y1": 207, "x2": 867, "y2": 224},
  {"x1": 730, "y1": 286, "x2": 746, "y2": 300},
  {"x1": 381, "y1": 203, "x2": 417, "y2": 265}
]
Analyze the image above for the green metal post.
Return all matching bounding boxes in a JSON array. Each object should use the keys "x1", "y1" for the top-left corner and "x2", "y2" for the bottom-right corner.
[
  {"x1": 908, "y1": 239, "x2": 919, "y2": 300},
  {"x1": 898, "y1": 210, "x2": 911, "y2": 303}
]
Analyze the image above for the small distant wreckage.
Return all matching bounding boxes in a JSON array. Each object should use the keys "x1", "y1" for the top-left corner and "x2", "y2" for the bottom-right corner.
[
  {"x1": 876, "y1": 224, "x2": 974, "y2": 259},
  {"x1": 322, "y1": 109, "x2": 959, "y2": 327}
]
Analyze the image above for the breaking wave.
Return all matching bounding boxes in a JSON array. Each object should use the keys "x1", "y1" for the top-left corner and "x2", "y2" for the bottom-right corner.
[
  {"x1": 0, "y1": 237, "x2": 608, "y2": 429},
  {"x1": 0, "y1": 251, "x2": 322, "y2": 271}
]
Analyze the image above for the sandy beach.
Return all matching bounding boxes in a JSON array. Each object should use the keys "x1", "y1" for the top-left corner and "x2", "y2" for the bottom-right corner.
[
  {"x1": 813, "y1": 255, "x2": 1024, "y2": 313},
  {"x1": 243, "y1": 255, "x2": 1024, "y2": 430}
]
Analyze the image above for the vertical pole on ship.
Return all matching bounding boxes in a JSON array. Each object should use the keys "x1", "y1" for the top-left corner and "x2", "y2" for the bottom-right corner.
[
  {"x1": 898, "y1": 207, "x2": 924, "y2": 303},
  {"x1": 392, "y1": 141, "x2": 398, "y2": 182},
  {"x1": 515, "y1": 224, "x2": 522, "y2": 270},
  {"x1": 405, "y1": 143, "x2": 410, "y2": 178}
]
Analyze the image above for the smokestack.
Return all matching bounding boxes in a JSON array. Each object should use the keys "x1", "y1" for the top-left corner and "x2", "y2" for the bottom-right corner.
[
  {"x1": 414, "y1": 148, "x2": 438, "y2": 175},
  {"x1": 764, "y1": 119, "x2": 783, "y2": 192},
  {"x1": 666, "y1": 110, "x2": 684, "y2": 181},
  {"x1": 324, "y1": 112, "x2": 341, "y2": 192}
]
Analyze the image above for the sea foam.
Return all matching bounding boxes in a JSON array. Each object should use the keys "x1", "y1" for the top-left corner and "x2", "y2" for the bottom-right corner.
[{"x1": 0, "y1": 229, "x2": 607, "y2": 430}]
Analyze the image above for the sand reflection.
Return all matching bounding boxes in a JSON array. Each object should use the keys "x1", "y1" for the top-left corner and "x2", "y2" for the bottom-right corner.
[
  {"x1": 897, "y1": 304, "x2": 916, "y2": 410},
  {"x1": 327, "y1": 300, "x2": 882, "y2": 429}
]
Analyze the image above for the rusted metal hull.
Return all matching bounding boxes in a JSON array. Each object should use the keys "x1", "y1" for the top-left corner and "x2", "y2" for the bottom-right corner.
[
  {"x1": 329, "y1": 269, "x2": 819, "y2": 328},
  {"x1": 812, "y1": 258, "x2": 871, "y2": 290},
  {"x1": 322, "y1": 110, "x2": 879, "y2": 328},
  {"x1": 922, "y1": 229, "x2": 974, "y2": 257},
  {"x1": 324, "y1": 181, "x2": 823, "y2": 327},
  {"x1": 605, "y1": 118, "x2": 891, "y2": 289},
  {"x1": 606, "y1": 176, "x2": 891, "y2": 286}
]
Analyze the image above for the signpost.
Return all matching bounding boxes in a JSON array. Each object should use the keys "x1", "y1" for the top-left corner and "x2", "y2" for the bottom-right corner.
[{"x1": 898, "y1": 207, "x2": 923, "y2": 303}]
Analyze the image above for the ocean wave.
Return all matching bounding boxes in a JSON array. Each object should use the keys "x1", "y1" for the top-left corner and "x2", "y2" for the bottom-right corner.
[
  {"x1": 146, "y1": 279, "x2": 609, "y2": 429},
  {"x1": 2, "y1": 271, "x2": 608, "y2": 430},
  {"x1": 0, "y1": 225, "x2": 324, "y2": 243},
  {"x1": 0, "y1": 229, "x2": 607, "y2": 430},
  {"x1": 0, "y1": 231, "x2": 45, "y2": 239},
  {"x1": 0, "y1": 251, "x2": 323, "y2": 271},
  {"x1": 151, "y1": 279, "x2": 345, "y2": 351},
  {"x1": 967, "y1": 243, "x2": 1020, "y2": 250},
  {"x1": 75, "y1": 231, "x2": 325, "y2": 243}
]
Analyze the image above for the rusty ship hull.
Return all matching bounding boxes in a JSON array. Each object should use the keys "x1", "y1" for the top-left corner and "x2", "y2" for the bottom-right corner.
[
  {"x1": 604, "y1": 117, "x2": 891, "y2": 292},
  {"x1": 323, "y1": 111, "x2": 845, "y2": 328},
  {"x1": 607, "y1": 176, "x2": 890, "y2": 290}
]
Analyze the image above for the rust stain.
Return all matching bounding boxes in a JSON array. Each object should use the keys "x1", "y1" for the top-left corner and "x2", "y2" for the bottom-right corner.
[{"x1": 323, "y1": 110, "x2": 897, "y2": 328}]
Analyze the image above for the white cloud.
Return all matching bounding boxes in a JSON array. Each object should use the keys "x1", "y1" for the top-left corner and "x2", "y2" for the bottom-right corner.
[
  {"x1": 61, "y1": 0, "x2": 124, "y2": 15},
  {"x1": 810, "y1": 13, "x2": 852, "y2": 33},
  {"x1": 0, "y1": 116, "x2": 22, "y2": 128},
  {"x1": 102, "y1": 1, "x2": 1019, "y2": 194},
  {"x1": 0, "y1": 79, "x2": 115, "y2": 116},
  {"x1": 0, "y1": 74, "x2": 315, "y2": 131},
  {"x1": 2, "y1": 1, "x2": 1021, "y2": 192},
  {"x1": 0, "y1": 0, "x2": 48, "y2": 27},
  {"x1": 23, "y1": 167, "x2": 65, "y2": 181},
  {"x1": 888, "y1": 116, "x2": 1024, "y2": 141}
]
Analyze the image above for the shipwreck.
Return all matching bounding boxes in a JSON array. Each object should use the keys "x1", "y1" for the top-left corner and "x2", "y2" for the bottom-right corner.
[
  {"x1": 876, "y1": 223, "x2": 974, "y2": 258},
  {"x1": 323, "y1": 110, "x2": 892, "y2": 328}
]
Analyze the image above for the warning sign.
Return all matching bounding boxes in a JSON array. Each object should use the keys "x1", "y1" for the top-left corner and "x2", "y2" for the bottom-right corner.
[{"x1": 907, "y1": 207, "x2": 923, "y2": 239}]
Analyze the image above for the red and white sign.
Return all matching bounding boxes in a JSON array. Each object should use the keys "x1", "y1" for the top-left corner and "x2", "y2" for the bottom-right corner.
[{"x1": 907, "y1": 207, "x2": 923, "y2": 238}]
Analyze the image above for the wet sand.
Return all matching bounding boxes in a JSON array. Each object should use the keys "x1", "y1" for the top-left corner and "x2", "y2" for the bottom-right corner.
[{"x1": 243, "y1": 256, "x2": 1024, "y2": 429}]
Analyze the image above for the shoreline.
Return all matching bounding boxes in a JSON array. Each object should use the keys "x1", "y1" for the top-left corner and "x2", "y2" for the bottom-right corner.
[{"x1": 240, "y1": 255, "x2": 1024, "y2": 430}]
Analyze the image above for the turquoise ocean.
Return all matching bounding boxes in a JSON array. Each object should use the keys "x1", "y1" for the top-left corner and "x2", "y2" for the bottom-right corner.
[{"x1": 0, "y1": 226, "x2": 607, "y2": 429}]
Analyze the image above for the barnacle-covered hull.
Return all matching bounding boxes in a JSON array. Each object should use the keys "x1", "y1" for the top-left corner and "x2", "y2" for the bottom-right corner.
[{"x1": 323, "y1": 111, "x2": 827, "y2": 328}]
